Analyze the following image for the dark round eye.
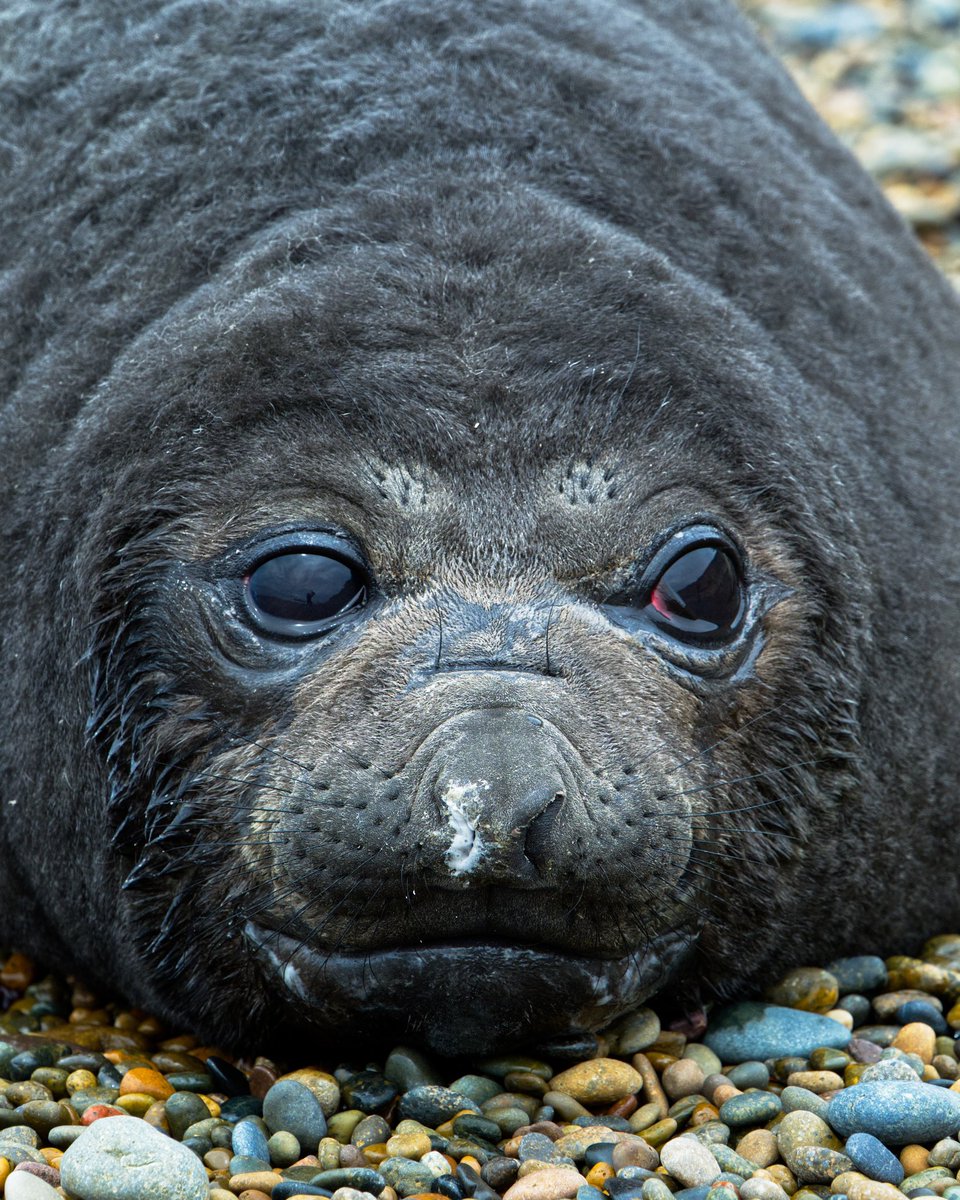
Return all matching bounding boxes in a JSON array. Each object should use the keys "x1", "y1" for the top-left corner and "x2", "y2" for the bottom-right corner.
[
  {"x1": 647, "y1": 543, "x2": 745, "y2": 641},
  {"x1": 244, "y1": 550, "x2": 367, "y2": 636}
]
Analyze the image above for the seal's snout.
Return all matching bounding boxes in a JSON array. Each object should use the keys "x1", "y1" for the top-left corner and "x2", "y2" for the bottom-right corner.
[{"x1": 425, "y1": 706, "x2": 580, "y2": 880}]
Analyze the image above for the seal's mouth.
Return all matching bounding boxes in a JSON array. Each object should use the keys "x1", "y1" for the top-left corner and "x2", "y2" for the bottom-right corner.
[{"x1": 244, "y1": 920, "x2": 697, "y2": 1054}]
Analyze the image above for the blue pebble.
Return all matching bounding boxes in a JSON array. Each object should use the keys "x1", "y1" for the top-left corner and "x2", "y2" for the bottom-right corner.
[
  {"x1": 896, "y1": 1001, "x2": 948, "y2": 1034},
  {"x1": 231, "y1": 1116, "x2": 270, "y2": 1162},
  {"x1": 844, "y1": 1132, "x2": 905, "y2": 1184},
  {"x1": 827, "y1": 1080, "x2": 960, "y2": 1144},
  {"x1": 726, "y1": 1061, "x2": 770, "y2": 1089},
  {"x1": 703, "y1": 1002, "x2": 850, "y2": 1063},
  {"x1": 272, "y1": 1185, "x2": 331, "y2": 1200},
  {"x1": 262, "y1": 1079, "x2": 327, "y2": 1154},
  {"x1": 674, "y1": 1189, "x2": 711, "y2": 1200},
  {"x1": 825, "y1": 956, "x2": 888, "y2": 994},
  {"x1": 578, "y1": 1188, "x2": 608, "y2": 1200}
]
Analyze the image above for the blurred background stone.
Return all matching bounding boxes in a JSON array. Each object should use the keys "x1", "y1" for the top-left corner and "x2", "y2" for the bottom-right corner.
[{"x1": 739, "y1": 0, "x2": 960, "y2": 287}]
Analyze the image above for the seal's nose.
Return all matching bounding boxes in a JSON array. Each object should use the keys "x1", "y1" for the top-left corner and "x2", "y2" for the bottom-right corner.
[{"x1": 429, "y1": 707, "x2": 575, "y2": 879}]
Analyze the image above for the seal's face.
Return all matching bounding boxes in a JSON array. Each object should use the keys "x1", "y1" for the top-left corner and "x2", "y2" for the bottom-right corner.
[{"x1": 70, "y1": 205, "x2": 848, "y2": 1053}]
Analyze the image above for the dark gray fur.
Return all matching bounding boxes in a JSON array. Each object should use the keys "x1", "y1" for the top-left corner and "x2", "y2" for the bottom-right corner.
[{"x1": 1, "y1": 0, "x2": 958, "y2": 1054}]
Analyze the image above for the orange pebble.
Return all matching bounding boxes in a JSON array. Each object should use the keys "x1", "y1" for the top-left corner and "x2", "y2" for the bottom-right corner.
[
  {"x1": 119, "y1": 1067, "x2": 174, "y2": 1100},
  {"x1": 460, "y1": 1156, "x2": 483, "y2": 1174},
  {"x1": 81, "y1": 1104, "x2": 126, "y2": 1124},
  {"x1": 586, "y1": 1163, "x2": 615, "y2": 1188}
]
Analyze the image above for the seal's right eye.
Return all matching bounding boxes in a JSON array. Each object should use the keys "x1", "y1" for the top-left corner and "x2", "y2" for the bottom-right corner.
[{"x1": 244, "y1": 549, "x2": 367, "y2": 638}]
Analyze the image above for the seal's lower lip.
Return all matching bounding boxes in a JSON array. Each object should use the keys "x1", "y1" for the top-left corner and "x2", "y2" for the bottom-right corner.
[{"x1": 244, "y1": 920, "x2": 697, "y2": 1053}]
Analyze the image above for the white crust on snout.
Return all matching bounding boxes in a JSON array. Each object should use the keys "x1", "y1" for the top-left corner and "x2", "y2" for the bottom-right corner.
[{"x1": 441, "y1": 780, "x2": 489, "y2": 876}]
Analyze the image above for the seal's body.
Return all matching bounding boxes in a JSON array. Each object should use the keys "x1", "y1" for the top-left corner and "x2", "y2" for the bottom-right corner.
[{"x1": 1, "y1": 0, "x2": 958, "y2": 1054}]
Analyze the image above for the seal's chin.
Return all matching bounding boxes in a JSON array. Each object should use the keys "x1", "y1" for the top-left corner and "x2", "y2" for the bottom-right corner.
[{"x1": 244, "y1": 921, "x2": 697, "y2": 1055}]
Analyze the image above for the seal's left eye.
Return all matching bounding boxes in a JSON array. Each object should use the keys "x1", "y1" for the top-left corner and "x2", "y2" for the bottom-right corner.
[
  {"x1": 244, "y1": 550, "x2": 367, "y2": 637},
  {"x1": 647, "y1": 543, "x2": 744, "y2": 641}
]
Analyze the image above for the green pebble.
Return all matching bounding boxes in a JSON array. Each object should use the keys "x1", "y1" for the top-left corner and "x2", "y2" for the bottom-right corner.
[
  {"x1": 47, "y1": 1124, "x2": 84, "y2": 1148},
  {"x1": 718, "y1": 1091, "x2": 783, "y2": 1126},
  {"x1": 901, "y1": 1168, "x2": 954, "y2": 1191},
  {"x1": 63, "y1": 1086, "x2": 120, "y2": 1112},
  {"x1": 0, "y1": 1126, "x2": 41, "y2": 1148},
  {"x1": 183, "y1": 1135, "x2": 212, "y2": 1157},
  {"x1": 448, "y1": 1075, "x2": 502, "y2": 1105},
  {"x1": 486, "y1": 1106, "x2": 533, "y2": 1135},
  {"x1": 165, "y1": 1090, "x2": 212, "y2": 1140},
  {"x1": 268, "y1": 1129, "x2": 301, "y2": 1166},
  {"x1": 643, "y1": 1179, "x2": 676, "y2": 1200},
  {"x1": 726, "y1": 1062, "x2": 770, "y2": 1090},
  {"x1": 668, "y1": 1094, "x2": 706, "y2": 1122},
  {"x1": 808, "y1": 1049, "x2": 851, "y2": 1071},
  {"x1": 684, "y1": 1044, "x2": 723, "y2": 1076},
  {"x1": 330, "y1": 1110, "x2": 367, "y2": 1144},
  {"x1": 780, "y1": 1087, "x2": 829, "y2": 1119},
  {"x1": 30, "y1": 1067, "x2": 68, "y2": 1097},
  {"x1": 453, "y1": 1114, "x2": 503, "y2": 1143},
  {"x1": 712, "y1": 1144, "x2": 759, "y2": 1176}
]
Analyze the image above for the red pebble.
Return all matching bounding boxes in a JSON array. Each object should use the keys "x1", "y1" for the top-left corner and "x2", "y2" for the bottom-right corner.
[
  {"x1": 81, "y1": 1103, "x2": 127, "y2": 1123},
  {"x1": 13, "y1": 1162, "x2": 61, "y2": 1185}
]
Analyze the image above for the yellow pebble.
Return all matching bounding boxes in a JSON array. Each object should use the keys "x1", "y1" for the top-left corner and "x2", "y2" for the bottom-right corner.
[
  {"x1": 385, "y1": 1131, "x2": 432, "y2": 1160},
  {"x1": 0, "y1": 1158, "x2": 11, "y2": 1186},
  {"x1": 549, "y1": 1058, "x2": 644, "y2": 1104},
  {"x1": 900, "y1": 1145, "x2": 930, "y2": 1174},
  {"x1": 460, "y1": 1156, "x2": 483, "y2": 1174},
  {"x1": 585, "y1": 1162, "x2": 615, "y2": 1188},
  {"x1": 199, "y1": 1093, "x2": 221, "y2": 1116},
  {"x1": 117, "y1": 1092, "x2": 155, "y2": 1117},
  {"x1": 65, "y1": 1069, "x2": 98, "y2": 1094}
]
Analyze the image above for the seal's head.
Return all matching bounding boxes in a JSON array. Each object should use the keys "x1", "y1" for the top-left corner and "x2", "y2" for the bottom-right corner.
[{"x1": 1, "y1": 0, "x2": 959, "y2": 1055}]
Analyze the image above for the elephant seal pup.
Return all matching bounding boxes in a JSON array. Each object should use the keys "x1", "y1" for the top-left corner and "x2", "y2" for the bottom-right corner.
[{"x1": 1, "y1": 0, "x2": 958, "y2": 1056}]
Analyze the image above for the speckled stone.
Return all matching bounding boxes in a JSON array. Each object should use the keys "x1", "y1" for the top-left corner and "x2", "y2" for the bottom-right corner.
[
  {"x1": 549, "y1": 1061, "x2": 643, "y2": 1105},
  {"x1": 766, "y1": 969, "x2": 840, "y2": 1014},
  {"x1": 397, "y1": 1086, "x2": 481, "y2": 1125},
  {"x1": 826, "y1": 1081, "x2": 960, "y2": 1144},
  {"x1": 719, "y1": 1092, "x2": 783, "y2": 1127},
  {"x1": 704, "y1": 1005, "x2": 850, "y2": 1063},
  {"x1": 659, "y1": 1138, "x2": 722, "y2": 1188},
  {"x1": 843, "y1": 1133, "x2": 905, "y2": 1184},
  {"x1": 502, "y1": 1167, "x2": 586, "y2": 1200},
  {"x1": 59, "y1": 1116, "x2": 209, "y2": 1199},
  {"x1": 789, "y1": 1146, "x2": 853, "y2": 1183},
  {"x1": 825, "y1": 958, "x2": 888, "y2": 995},
  {"x1": 612, "y1": 1011, "x2": 662, "y2": 1056},
  {"x1": 776, "y1": 1111, "x2": 839, "y2": 1175}
]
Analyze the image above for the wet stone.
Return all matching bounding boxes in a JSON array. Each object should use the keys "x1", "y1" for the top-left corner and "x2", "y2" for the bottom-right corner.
[
  {"x1": 549, "y1": 1061, "x2": 644, "y2": 1105},
  {"x1": 860, "y1": 1060, "x2": 922, "y2": 1084},
  {"x1": 712, "y1": 1144, "x2": 760, "y2": 1177},
  {"x1": 719, "y1": 1092, "x2": 783, "y2": 1126},
  {"x1": 483, "y1": 1157, "x2": 521, "y2": 1191},
  {"x1": 897, "y1": 1004, "x2": 949, "y2": 1035},
  {"x1": 342, "y1": 1071, "x2": 398, "y2": 1113},
  {"x1": 60, "y1": 1115, "x2": 209, "y2": 1199},
  {"x1": 399, "y1": 1087, "x2": 481, "y2": 1126},
  {"x1": 165, "y1": 1091, "x2": 211, "y2": 1141},
  {"x1": 352, "y1": 1115, "x2": 391, "y2": 1149},
  {"x1": 233, "y1": 1117, "x2": 271, "y2": 1163},
  {"x1": 449, "y1": 1077, "x2": 502, "y2": 1107},
  {"x1": 843, "y1": 1133, "x2": 904, "y2": 1184},
  {"x1": 262, "y1": 1080, "x2": 327, "y2": 1154},
  {"x1": 660, "y1": 1138, "x2": 722, "y2": 1188},
  {"x1": 727, "y1": 1063, "x2": 771, "y2": 1090},
  {"x1": 704, "y1": 1005, "x2": 850, "y2": 1063},
  {"x1": 826, "y1": 960, "x2": 889, "y2": 995},
  {"x1": 519, "y1": 1133, "x2": 574, "y2": 1166},
  {"x1": 612, "y1": 1011, "x2": 662, "y2": 1056},
  {"x1": 839, "y1": 999, "x2": 873, "y2": 1028},
  {"x1": 790, "y1": 1147, "x2": 853, "y2": 1183},
  {"x1": 767, "y1": 970, "x2": 841, "y2": 1015},
  {"x1": 827, "y1": 1081, "x2": 960, "y2": 1143}
]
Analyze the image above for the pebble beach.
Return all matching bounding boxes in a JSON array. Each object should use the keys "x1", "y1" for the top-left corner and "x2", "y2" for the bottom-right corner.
[
  {"x1": 6, "y1": 940, "x2": 960, "y2": 1199},
  {"x1": 1, "y1": 1, "x2": 958, "y2": 1198}
]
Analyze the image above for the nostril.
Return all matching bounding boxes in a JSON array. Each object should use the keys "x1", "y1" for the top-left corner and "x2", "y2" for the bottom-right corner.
[{"x1": 523, "y1": 790, "x2": 565, "y2": 867}]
